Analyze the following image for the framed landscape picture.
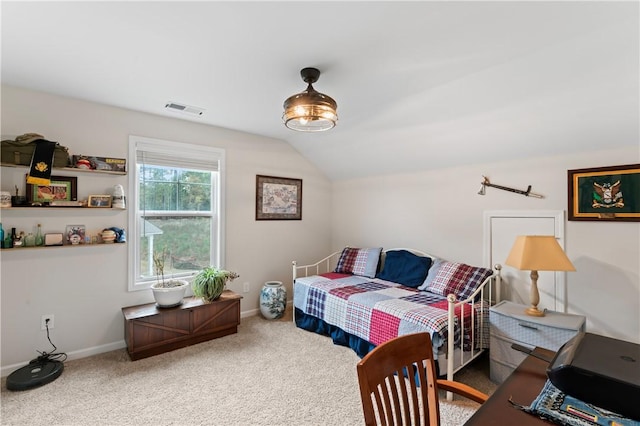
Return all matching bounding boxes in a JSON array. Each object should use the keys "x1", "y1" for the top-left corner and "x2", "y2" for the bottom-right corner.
[
  {"x1": 568, "y1": 164, "x2": 640, "y2": 222},
  {"x1": 255, "y1": 175, "x2": 302, "y2": 220},
  {"x1": 26, "y1": 175, "x2": 78, "y2": 205}
]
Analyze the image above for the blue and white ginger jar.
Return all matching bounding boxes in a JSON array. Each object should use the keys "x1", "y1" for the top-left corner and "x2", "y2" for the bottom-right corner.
[{"x1": 260, "y1": 281, "x2": 287, "y2": 320}]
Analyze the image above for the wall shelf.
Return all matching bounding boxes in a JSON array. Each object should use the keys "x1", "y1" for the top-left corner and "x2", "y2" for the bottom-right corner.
[
  {"x1": 0, "y1": 162, "x2": 126, "y2": 175},
  {"x1": 1, "y1": 207, "x2": 126, "y2": 211},
  {"x1": 0, "y1": 242, "x2": 126, "y2": 251},
  {"x1": 1, "y1": 161, "x2": 127, "y2": 250}
]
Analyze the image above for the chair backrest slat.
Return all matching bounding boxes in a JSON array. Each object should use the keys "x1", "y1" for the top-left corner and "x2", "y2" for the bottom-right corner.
[{"x1": 357, "y1": 332, "x2": 440, "y2": 426}]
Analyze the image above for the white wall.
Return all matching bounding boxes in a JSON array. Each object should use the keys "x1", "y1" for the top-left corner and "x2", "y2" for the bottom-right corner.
[
  {"x1": 2, "y1": 85, "x2": 639, "y2": 374},
  {"x1": 0, "y1": 85, "x2": 332, "y2": 373},
  {"x1": 332, "y1": 147, "x2": 640, "y2": 344}
]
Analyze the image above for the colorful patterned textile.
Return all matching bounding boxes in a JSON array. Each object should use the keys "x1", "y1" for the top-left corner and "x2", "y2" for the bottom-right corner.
[
  {"x1": 335, "y1": 247, "x2": 358, "y2": 273},
  {"x1": 426, "y1": 261, "x2": 493, "y2": 300},
  {"x1": 518, "y1": 380, "x2": 640, "y2": 426},
  {"x1": 417, "y1": 257, "x2": 445, "y2": 291},
  {"x1": 334, "y1": 247, "x2": 382, "y2": 278},
  {"x1": 293, "y1": 273, "x2": 490, "y2": 352}
]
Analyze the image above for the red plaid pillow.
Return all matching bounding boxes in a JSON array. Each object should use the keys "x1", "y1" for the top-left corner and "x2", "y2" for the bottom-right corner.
[
  {"x1": 427, "y1": 261, "x2": 493, "y2": 300},
  {"x1": 334, "y1": 247, "x2": 382, "y2": 278}
]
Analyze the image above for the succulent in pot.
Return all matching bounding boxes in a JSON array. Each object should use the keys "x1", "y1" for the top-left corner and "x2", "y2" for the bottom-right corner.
[
  {"x1": 150, "y1": 248, "x2": 189, "y2": 308},
  {"x1": 192, "y1": 267, "x2": 239, "y2": 302}
]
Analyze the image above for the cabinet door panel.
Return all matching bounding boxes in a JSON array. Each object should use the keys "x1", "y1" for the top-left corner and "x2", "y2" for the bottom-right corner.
[
  {"x1": 192, "y1": 300, "x2": 239, "y2": 334},
  {"x1": 131, "y1": 310, "x2": 190, "y2": 350}
]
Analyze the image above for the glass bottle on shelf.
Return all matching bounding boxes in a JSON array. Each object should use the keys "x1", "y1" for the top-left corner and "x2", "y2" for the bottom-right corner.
[
  {"x1": 24, "y1": 232, "x2": 35, "y2": 247},
  {"x1": 9, "y1": 228, "x2": 17, "y2": 248},
  {"x1": 35, "y1": 224, "x2": 44, "y2": 246},
  {"x1": 4, "y1": 229, "x2": 13, "y2": 248},
  {"x1": 0, "y1": 223, "x2": 4, "y2": 249}
]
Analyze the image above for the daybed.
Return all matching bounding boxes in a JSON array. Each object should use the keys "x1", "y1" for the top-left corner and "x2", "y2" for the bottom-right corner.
[{"x1": 292, "y1": 247, "x2": 502, "y2": 390}]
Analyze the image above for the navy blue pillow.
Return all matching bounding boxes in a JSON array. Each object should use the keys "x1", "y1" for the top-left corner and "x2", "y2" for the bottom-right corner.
[{"x1": 377, "y1": 250, "x2": 433, "y2": 288}]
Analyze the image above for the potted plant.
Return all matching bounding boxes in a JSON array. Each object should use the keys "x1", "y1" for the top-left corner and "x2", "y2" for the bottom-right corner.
[
  {"x1": 150, "y1": 248, "x2": 189, "y2": 308},
  {"x1": 192, "y1": 267, "x2": 239, "y2": 302}
]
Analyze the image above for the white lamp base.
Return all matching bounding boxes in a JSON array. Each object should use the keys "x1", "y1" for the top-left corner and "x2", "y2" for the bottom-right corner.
[{"x1": 526, "y1": 270, "x2": 546, "y2": 317}]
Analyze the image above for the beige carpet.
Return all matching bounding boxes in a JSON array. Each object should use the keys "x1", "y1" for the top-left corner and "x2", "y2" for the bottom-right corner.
[{"x1": 1, "y1": 308, "x2": 496, "y2": 425}]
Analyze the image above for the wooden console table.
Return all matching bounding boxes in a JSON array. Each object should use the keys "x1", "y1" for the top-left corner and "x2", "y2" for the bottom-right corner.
[
  {"x1": 464, "y1": 347, "x2": 555, "y2": 425},
  {"x1": 122, "y1": 290, "x2": 242, "y2": 360}
]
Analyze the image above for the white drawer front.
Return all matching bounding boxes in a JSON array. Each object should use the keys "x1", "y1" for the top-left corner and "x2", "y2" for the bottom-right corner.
[
  {"x1": 490, "y1": 358, "x2": 515, "y2": 384},
  {"x1": 490, "y1": 312, "x2": 578, "y2": 351},
  {"x1": 490, "y1": 335, "x2": 528, "y2": 367}
]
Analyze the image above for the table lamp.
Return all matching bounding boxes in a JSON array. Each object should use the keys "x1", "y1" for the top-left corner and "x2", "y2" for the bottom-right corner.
[{"x1": 505, "y1": 235, "x2": 576, "y2": 317}]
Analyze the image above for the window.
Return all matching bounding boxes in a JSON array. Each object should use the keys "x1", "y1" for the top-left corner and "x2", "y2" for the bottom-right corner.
[{"x1": 128, "y1": 136, "x2": 225, "y2": 291}]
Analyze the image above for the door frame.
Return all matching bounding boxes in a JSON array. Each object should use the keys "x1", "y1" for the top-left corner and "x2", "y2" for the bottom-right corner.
[{"x1": 483, "y1": 210, "x2": 567, "y2": 312}]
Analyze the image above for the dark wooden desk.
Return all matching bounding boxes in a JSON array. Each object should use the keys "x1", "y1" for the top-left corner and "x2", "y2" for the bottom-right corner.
[{"x1": 465, "y1": 347, "x2": 555, "y2": 425}]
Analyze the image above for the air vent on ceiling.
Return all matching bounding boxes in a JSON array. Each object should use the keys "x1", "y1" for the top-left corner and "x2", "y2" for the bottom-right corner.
[{"x1": 165, "y1": 102, "x2": 205, "y2": 116}]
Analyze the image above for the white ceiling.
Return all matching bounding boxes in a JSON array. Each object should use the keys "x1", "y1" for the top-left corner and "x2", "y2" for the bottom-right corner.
[{"x1": 2, "y1": 1, "x2": 638, "y2": 181}]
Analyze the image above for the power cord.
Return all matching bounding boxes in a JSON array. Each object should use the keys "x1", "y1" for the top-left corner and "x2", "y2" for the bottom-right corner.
[{"x1": 31, "y1": 319, "x2": 67, "y2": 364}]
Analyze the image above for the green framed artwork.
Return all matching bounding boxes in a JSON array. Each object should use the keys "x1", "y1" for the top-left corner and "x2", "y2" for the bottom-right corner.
[
  {"x1": 26, "y1": 175, "x2": 78, "y2": 205},
  {"x1": 568, "y1": 164, "x2": 640, "y2": 222}
]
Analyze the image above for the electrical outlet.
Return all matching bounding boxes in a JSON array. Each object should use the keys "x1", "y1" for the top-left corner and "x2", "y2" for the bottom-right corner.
[
  {"x1": 41, "y1": 314, "x2": 54, "y2": 330},
  {"x1": 243, "y1": 282, "x2": 250, "y2": 293}
]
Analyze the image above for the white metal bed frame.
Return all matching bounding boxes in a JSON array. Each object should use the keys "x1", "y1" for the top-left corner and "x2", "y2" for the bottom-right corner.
[{"x1": 292, "y1": 248, "x2": 502, "y2": 400}]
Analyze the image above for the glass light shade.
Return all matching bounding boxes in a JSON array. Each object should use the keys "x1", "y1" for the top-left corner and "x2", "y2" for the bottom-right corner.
[{"x1": 283, "y1": 85, "x2": 338, "y2": 132}]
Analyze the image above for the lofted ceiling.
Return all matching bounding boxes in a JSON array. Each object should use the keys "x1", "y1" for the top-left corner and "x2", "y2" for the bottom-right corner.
[{"x1": 1, "y1": 1, "x2": 638, "y2": 181}]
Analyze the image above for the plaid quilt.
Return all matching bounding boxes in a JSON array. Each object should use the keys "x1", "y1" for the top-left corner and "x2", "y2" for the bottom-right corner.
[{"x1": 294, "y1": 273, "x2": 490, "y2": 352}]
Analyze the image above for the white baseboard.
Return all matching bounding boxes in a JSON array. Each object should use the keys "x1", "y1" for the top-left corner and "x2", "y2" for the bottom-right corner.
[
  {"x1": 1, "y1": 340, "x2": 126, "y2": 378},
  {"x1": 241, "y1": 308, "x2": 260, "y2": 318},
  {"x1": 2, "y1": 309, "x2": 263, "y2": 377},
  {"x1": 241, "y1": 300, "x2": 292, "y2": 319}
]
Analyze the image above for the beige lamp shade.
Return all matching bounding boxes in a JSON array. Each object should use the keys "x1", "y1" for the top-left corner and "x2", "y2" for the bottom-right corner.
[
  {"x1": 505, "y1": 235, "x2": 575, "y2": 272},
  {"x1": 505, "y1": 235, "x2": 575, "y2": 317}
]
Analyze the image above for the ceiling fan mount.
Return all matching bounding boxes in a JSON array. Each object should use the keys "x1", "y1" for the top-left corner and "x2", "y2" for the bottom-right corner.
[{"x1": 300, "y1": 67, "x2": 321, "y2": 85}]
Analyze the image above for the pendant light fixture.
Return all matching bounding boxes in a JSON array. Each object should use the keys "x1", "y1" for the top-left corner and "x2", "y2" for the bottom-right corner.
[{"x1": 282, "y1": 67, "x2": 338, "y2": 132}]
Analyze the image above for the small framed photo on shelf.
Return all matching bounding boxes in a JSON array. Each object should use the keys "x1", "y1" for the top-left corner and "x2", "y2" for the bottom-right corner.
[
  {"x1": 87, "y1": 194, "x2": 112, "y2": 208},
  {"x1": 65, "y1": 225, "x2": 86, "y2": 245}
]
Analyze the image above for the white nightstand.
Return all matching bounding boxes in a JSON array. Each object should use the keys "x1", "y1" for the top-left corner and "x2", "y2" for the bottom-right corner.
[{"x1": 489, "y1": 300, "x2": 586, "y2": 384}]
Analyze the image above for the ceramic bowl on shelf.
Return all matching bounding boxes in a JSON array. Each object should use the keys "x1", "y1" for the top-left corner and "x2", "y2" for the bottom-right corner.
[{"x1": 101, "y1": 229, "x2": 117, "y2": 243}]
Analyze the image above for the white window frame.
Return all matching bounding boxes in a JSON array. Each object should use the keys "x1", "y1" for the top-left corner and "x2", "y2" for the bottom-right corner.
[{"x1": 127, "y1": 135, "x2": 226, "y2": 292}]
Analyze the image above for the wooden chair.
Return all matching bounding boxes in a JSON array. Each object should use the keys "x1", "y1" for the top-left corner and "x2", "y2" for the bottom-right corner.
[{"x1": 357, "y1": 332, "x2": 488, "y2": 426}]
